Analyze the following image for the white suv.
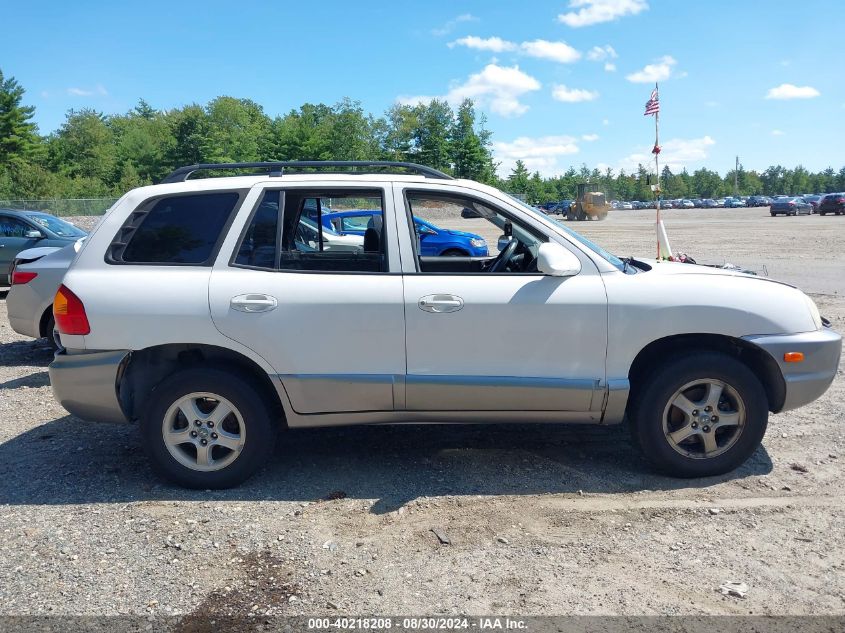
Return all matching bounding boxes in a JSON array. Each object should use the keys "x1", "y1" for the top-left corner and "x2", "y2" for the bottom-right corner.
[{"x1": 48, "y1": 161, "x2": 841, "y2": 488}]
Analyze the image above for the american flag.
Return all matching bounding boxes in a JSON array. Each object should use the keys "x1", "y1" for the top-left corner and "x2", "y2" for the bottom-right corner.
[{"x1": 644, "y1": 86, "x2": 659, "y2": 116}]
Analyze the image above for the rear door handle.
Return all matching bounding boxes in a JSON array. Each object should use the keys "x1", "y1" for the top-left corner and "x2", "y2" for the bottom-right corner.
[
  {"x1": 231, "y1": 293, "x2": 278, "y2": 313},
  {"x1": 418, "y1": 294, "x2": 464, "y2": 313}
]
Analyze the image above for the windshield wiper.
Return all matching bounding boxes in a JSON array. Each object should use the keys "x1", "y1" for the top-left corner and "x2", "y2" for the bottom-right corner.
[{"x1": 622, "y1": 256, "x2": 636, "y2": 274}]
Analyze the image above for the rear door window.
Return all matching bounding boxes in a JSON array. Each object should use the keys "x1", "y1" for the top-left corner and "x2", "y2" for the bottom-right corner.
[{"x1": 231, "y1": 189, "x2": 387, "y2": 273}]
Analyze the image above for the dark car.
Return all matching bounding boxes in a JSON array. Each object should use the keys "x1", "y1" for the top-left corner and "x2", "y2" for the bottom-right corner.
[
  {"x1": 746, "y1": 195, "x2": 770, "y2": 207},
  {"x1": 549, "y1": 200, "x2": 572, "y2": 215},
  {"x1": 819, "y1": 193, "x2": 845, "y2": 216},
  {"x1": 801, "y1": 194, "x2": 822, "y2": 213},
  {"x1": 724, "y1": 197, "x2": 745, "y2": 208},
  {"x1": 0, "y1": 210, "x2": 87, "y2": 285},
  {"x1": 770, "y1": 197, "x2": 812, "y2": 217}
]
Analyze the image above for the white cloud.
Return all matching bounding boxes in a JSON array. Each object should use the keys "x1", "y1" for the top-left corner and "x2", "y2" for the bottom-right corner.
[
  {"x1": 586, "y1": 45, "x2": 618, "y2": 61},
  {"x1": 625, "y1": 55, "x2": 677, "y2": 83},
  {"x1": 552, "y1": 84, "x2": 599, "y2": 102},
  {"x1": 450, "y1": 36, "x2": 581, "y2": 63},
  {"x1": 397, "y1": 64, "x2": 541, "y2": 118},
  {"x1": 520, "y1": 39, "x2": 581, "y2": 63},
  {"x1": 582, "y1": 133, "x2": 600, "y2": 141},
  {"x1": 619, "y1": 136, "x2": 715, "y2": 172},
  {"x1": 558, "y1": 0, "x2": 648, "y2": 27},
  {"x1": 431, "y1": 13, "x2": 478, "y2": 37},
  {"x1": 602, "y1": 118, "x2": 610, "y2": 126},
  {"x1": 66, "y1": 85, "x2": 108, "y2": 97},
  {"x1": 604, "y1": 62, "x2": 617, "y2": 72},
  {"x1": 493, "y1": 135, "x2": 580, "y2": 177},
  {"x1": 771, "y1": 129, "x2": 785, "y2": 136},
  {"x1": 449, "y1": 36, "x2": 516, "y2": 52},
  {"x1": 765, "y1": 83, "x2": 820, "y2": 100},
  {"x1": 704, "y1": 100, "x2": 719, "y2": 107}
]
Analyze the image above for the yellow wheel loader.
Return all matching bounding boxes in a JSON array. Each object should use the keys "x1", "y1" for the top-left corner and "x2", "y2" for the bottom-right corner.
[{"x1": 566, "y1": 183, "x2": 610, "y2": 221}]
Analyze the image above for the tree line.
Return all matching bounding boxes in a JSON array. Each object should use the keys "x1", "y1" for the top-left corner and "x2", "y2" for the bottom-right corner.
[
  {"x1": 2, "y1": 68, "x2": 844, "y2": 204},
  {"x1": 507, "y1": 161, "x2": 845, "y2": 204}
]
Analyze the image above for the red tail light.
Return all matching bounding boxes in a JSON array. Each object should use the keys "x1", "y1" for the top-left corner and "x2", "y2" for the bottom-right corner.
[
  {"x1": 11, "y1": 271, "x2": 37, "y2": 285},
  {"x1": 54, "y1": 284, "x2": 90, "y2": 335}
]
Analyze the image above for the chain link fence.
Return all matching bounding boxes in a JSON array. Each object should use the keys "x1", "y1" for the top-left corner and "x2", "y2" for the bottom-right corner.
[{"x1": 0, "y1": 198, "x2": 118, "y2": 217}]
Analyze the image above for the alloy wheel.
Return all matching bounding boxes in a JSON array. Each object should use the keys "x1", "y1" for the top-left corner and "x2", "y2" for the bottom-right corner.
[
  {"x1": 661, "y1": 379, "x2": 746, "y2": 459},
  {"x1": 162, "y1": 392, "x2": 246, "y2": 472}
]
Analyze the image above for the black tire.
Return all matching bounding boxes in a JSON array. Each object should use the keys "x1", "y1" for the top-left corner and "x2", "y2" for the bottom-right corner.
[
  {"x1": 441, "y1": 248, "x2": 468, "y2": 257},
  {"x1": 44, "y1": 313, "x2": 58, "y2": 351},
  {"x1": 630, "y1": 352, "x2": 769, "y2": 478},
  {"x1": 140, "y1": 367, "x2": 277, "y2": 489},
  {"x1": 820, "y1": 212, "x2": 826, "y2": 216},
  {"x1": 770, "y1": 212, "x2": 776, "y2": 217}
]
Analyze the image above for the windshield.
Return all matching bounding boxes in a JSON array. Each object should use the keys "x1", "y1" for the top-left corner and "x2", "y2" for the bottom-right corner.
[
  {"x1": 505, "y1": 193, "x2": 627, "y2": 271},
  {"x1": 26, "y1": 213, "x2": 87, "y2": 237}
]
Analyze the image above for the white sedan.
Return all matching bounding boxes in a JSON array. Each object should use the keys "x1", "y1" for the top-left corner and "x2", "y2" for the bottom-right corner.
[{"x1": 7, "y1": 240, "x2": 83, "y2": 348}]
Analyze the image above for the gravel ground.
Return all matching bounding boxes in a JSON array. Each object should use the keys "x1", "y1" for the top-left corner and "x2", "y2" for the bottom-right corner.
[{"x1": 0, "y1": 207, "x2": 843, "y2": 619}]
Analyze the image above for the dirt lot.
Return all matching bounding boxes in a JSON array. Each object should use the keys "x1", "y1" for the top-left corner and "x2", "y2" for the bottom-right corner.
[{"x1": 0, "y1": 207, "x2": 843, "y2": 618}]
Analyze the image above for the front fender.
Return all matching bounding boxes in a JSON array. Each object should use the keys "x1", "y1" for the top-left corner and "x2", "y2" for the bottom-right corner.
[{"x1": 603, "y1": 270, "x2": 818, "y2": 380}]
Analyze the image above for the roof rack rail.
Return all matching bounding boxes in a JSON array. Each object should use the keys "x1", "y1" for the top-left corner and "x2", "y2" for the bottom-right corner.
[{"x1": 160, "y1": 161, "x2": 454, "y2": 184}]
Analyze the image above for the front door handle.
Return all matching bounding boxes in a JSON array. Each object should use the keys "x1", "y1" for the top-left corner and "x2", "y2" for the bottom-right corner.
[
  {"x1": 418, "y1": 294, "x2": 464, "y2": 313},
  {"x1": 231, "y1": 293, "x2": 278, "y2": 313}
]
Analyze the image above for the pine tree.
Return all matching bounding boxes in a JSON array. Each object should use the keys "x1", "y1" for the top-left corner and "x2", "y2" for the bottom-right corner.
[
  {"x1": 449, "y1": 99, "x2": 489, "y2": 180},
  {"x1": 0, "y1": 69, "x2": 41, "y2": 167},
  {"x1": 413, "y1": 100, "x2": 453, "y2": 172},
  {"x1": 507, "y1": 160, "x2": 530, "y2": 194}
]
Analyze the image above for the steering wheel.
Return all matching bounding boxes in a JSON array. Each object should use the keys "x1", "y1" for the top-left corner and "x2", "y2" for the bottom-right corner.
[{"x1": 488, "y1": 238, "x2": 519, "y2": 273}]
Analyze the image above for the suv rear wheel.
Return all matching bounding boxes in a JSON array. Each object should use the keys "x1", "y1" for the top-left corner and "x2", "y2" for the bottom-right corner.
[
  {"x1": 140, "y1": 367, "x2": 277, "y2": 488},
  {"x1": 630, "y1": 352, "x2": 768, "y2": 477}
]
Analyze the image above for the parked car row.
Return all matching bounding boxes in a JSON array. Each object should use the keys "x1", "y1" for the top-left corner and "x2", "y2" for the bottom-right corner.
[{"x1": 539, "y1": 195, "x2": 842, "y2": 212}]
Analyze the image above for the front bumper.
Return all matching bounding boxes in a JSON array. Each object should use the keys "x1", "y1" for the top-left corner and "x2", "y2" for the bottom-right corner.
[
  {"x1": 49, "y1": 350, "x2": 131, "y2": 423},
  {"x1": 745, "y1": 327, "x2": 842, "y2": 412}
]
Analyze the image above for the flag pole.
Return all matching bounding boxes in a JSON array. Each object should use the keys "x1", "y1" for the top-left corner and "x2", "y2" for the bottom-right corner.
[{"x1": 654, "y1": 82, "x2": 661, "y2": 260}]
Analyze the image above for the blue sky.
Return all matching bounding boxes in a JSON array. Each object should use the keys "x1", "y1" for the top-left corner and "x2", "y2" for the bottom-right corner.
[{"x1": 4, "y1": 0, "x2": 844, "y2": 177}]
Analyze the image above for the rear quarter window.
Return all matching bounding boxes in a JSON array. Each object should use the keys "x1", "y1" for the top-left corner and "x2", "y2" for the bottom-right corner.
[{"x1": 109, "y1": 192, "x2": 242, "y2": 265}]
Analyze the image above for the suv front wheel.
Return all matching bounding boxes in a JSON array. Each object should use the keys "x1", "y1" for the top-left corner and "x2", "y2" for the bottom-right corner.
[
  {"x1": 630, "y1": 352, "x2": 769, "y2": 477},
  {"x1": 140, "y1": 367, "x2": 277, "y2": 488}
]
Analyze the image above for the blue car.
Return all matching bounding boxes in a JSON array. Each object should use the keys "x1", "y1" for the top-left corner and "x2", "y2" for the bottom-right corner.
[{"x1": 322, "y1": 210, "x2": 488, "y2": 257}]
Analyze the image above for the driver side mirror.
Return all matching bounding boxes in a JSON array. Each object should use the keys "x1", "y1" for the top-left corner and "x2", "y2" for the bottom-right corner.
[
  {"x1": 25, "y1": 229, "x2": 44, "y2": 239},
  {"x1": 537, "y1": 242, "x2": 582, "y2": 277}
]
